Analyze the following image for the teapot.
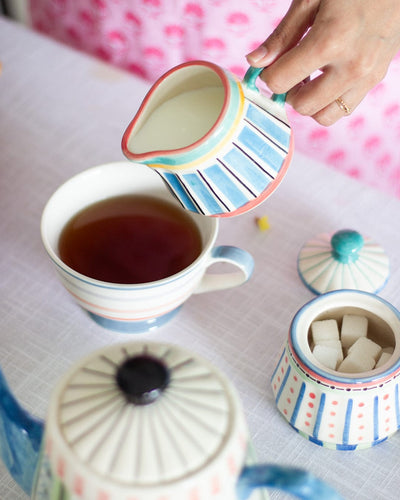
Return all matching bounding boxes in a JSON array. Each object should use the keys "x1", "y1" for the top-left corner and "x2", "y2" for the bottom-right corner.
[
  {"x1": 122, "y1": 61, "x2": 293, "y2": 217},
  {"x1": 0, "y1": 341, "x2": 342, "y2": 499}
]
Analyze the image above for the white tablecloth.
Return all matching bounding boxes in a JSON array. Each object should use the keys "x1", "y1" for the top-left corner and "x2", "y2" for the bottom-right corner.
[{"x1": 1, "y1": 15, "x2": 400, "y2": 500}]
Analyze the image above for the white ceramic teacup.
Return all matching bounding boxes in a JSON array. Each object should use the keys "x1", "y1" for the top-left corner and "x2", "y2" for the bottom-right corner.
[{"x1": 41, "y1": 162, "x2": 254, "y2": 333}]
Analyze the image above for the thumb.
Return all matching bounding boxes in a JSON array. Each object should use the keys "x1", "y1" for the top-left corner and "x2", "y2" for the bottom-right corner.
[{"x1": 246, "y1": 0, "x2": 319, "y2": 67}]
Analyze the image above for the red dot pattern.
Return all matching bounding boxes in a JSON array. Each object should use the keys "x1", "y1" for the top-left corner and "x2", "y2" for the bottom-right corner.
[{"x1": 271, "y1": 349, "x2": 398, "y2": 446}]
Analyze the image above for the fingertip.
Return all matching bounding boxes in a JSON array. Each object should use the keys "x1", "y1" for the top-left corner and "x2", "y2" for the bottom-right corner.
[
  {"x1": 246, "y1": 45, "x2": 276, "y2": 67},
  {"x1": 246, "y1": 45, "x2": 268, "y2": 63},
  {"x1": 312, "y1": 110, "x2": 340, "y2": 127}
]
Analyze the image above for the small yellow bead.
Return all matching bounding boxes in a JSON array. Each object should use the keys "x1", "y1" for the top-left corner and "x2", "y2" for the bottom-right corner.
[{"x1": 256, "y1": 215, "x2": 270, "y2": 231}]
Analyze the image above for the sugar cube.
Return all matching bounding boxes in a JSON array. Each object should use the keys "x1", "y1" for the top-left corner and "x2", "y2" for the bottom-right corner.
[
  {"x1": 337, "y1": 352, "x2": 375, "y2": 373},
  {"x1": 340, "y1": 314, "x2": 368, "y2": 349},
  {"x1": 317, "y1": 339, "x2": 344, "y2": 362},
  {"x1": 348, "y1": 337, "x2": 382, "y2": 361},
  {"x1": 308, "y1": 313, "x2": 390, "y2": 373},
  {"x1": 375, "y1": 351, "x2": 392, "y2": 369},
  {"x1": 311, "y1": 319, "x2": 339, "y2": 345},
  {"x1": 313, "y1": 344, "x2": 342, "y2": 370}
]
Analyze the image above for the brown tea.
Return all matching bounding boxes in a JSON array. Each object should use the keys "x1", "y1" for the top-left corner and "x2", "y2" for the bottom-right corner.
[{"x1": 58, "y1": 195, "x2": 202, "y2": 284}]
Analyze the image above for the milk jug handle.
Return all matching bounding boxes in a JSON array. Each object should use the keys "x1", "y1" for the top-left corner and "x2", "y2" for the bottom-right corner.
[
  {"x1": 242, "y1": 66, "x2": 287, "y2": 106},
  {"x1": 237, "y1": 464, "x2": 344, "y2": 500}
]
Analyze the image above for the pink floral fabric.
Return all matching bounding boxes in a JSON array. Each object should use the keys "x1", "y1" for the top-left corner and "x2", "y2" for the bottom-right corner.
[{"x1": 30, "y1": 0, "x2": 400, "y2": 198}]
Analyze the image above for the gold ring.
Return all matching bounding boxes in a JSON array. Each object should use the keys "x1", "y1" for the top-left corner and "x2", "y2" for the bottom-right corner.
[{"x1": 335, "y1": 97, "x2": 351, "y2": 115}]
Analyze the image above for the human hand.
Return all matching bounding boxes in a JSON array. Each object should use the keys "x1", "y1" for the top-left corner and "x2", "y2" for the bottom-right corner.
[{"x1": 246, "y1": 0, "x2": 400, "y2": 126}]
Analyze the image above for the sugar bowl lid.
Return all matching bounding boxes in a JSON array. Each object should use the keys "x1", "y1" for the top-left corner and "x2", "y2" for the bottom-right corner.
[
  {"x1": 44, "y1": 342, "x2": 248, "y2": 500},
  {"x1": 297, "y1": 229, "x2": 390, "y2": 295}
]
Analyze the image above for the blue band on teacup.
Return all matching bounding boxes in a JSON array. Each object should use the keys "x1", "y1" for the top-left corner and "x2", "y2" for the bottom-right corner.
[{"x1": 87, "y1": 307, "x2": 182, "y2": 333}]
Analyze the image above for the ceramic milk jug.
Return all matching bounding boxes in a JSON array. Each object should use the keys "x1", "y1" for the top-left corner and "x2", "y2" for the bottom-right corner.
[
  {"x1": 0, "y1": 342, "x2": 343, "y2": 499},
  {"x1": 122, "y1": 60, "x2": 293, "y2": 217}
]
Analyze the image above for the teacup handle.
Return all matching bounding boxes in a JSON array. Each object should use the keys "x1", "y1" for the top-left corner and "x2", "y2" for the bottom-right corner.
[
  {"x1": 193, "y1": 246, "x2": 254, "y2": 294},
  {"x1": 242, "y1": 66, "x2": 287, "y2": 107},
  {"x1": 237, "y1": 464, "x2": 343, "y2": 500}
]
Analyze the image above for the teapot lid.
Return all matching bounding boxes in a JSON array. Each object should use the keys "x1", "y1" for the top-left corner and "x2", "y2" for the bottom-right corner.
[
  {"x1": 44, "y1": 342, "x2": 248, "y2": 500},
  {"x1": 297, "y1": 229, "x2": 390, "y2": 295}
]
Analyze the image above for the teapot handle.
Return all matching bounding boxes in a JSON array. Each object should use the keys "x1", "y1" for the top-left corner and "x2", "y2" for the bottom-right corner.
[
  {"x1": 242, "y1": 66, "x2": 287, "y2": 107},
  {"x1": 0, "y1": 367, "x2": 44, "y2": 495},
  {"x1": 237, "y1": 464, "x2": 344, "y2": 500}
]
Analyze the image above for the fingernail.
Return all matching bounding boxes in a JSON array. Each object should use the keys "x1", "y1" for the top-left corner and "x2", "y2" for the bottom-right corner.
[
  {"x1": 246, "y1": 45, "x2": 268, "y2": 63},
  {"x1": 246, "y1": 45, "x2": 277, "y2": 66}
]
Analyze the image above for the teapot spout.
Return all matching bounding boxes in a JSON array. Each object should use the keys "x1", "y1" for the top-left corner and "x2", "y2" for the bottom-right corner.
[{"x1": 0, "y1": 367, "x2": 44, "y2": 495}]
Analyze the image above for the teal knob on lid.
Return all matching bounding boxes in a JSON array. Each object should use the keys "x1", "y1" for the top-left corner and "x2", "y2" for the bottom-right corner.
[
  {"x1": 297, "y1": 229, "x2": 389, "y2": 295},
  {"x1": 331, "y1": 229, "x2": 364, "y2": 263}
]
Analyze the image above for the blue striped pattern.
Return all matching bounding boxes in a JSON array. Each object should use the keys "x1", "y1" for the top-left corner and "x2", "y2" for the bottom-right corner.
[
  {"x1": 300, "y1": 431, "x2": 389, "y2": 451},
  {"x1": 157, "y1": 100, "x2": 291, "y2": 215},
  {"x1": 271, "y1": 349, "x2": 286, "y2": 381},
  {"x1": 275, "y1": 365, "x2": 291, "y2": 405},
  {"x1": 313, "y1": 393, "x2": 326, "y2": 439},
  {"x1": 271, "y1": 352, "x2": 400, "y2": 450},
  {"x1": 373, "y1": 395, "x2": 379, "y2": 441},
  {"x1": 290, "y1": 382, "x2": 306, "y2": 427},
  {"x1": 342, "y1": 399, "x2": 353, "y2": 445},
  {"x1": 246, "y1": 103, "x2": 291, "y2": 151},
  {"x1": 160, "y1": 172, "x2": 201, "y2": 213},
  {"x1": 222, "y1": 148, "x2": 272, "y2": 194},
  {"x1": 235, "y1": 130, "x2": 281, "y2": 176}
]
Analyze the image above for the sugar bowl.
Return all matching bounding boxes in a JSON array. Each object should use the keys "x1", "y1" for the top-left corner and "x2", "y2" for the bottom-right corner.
[{"x1": 272, "y1": 290, "x2": 400, "y2": 450}]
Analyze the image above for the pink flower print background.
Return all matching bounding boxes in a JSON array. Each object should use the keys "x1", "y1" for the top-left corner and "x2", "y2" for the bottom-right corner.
[{"x1": 30, "y1": 0, "x2": 400, "y2": 198}]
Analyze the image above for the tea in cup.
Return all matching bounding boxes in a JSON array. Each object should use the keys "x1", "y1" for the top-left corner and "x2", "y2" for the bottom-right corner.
[{"x1": 41, "y1": 162, "x2": 254, "y2": 333}]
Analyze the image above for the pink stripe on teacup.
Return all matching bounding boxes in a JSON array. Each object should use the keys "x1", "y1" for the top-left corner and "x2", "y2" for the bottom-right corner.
[
  {"x1": 67, "y1": 289, "x2": 191, "y2": 319},
  {"x1": 77, "y1": 300, "x2": 182, "y2": 322}
]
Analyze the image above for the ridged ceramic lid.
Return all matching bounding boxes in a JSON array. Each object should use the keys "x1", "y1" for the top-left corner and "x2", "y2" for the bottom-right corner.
[
  {"x1": 45, "y1": 342, "x2": 247, "y2": 499},
  {"x1": 298, "y1": 229, "x2": 390, "y2": 295}
]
